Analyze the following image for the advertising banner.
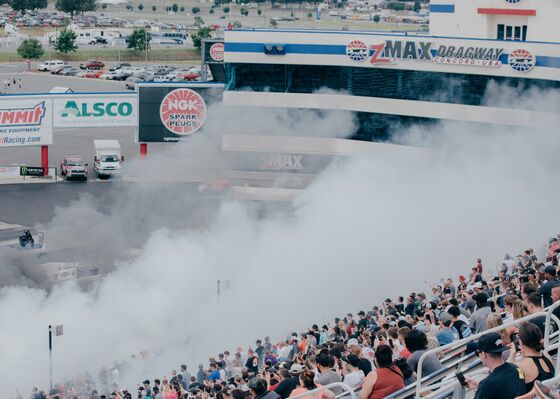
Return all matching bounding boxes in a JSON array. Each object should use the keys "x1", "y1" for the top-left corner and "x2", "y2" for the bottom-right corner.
[
  {"x1": 0, "y1": 98, "x2": 53, "y2": 147},
  {"x1": 137, "y1": 84, "x2": 224, "y2": 143},
  {"x1": 53, "y1": 95, "x2": 138, "y2": 127},
  {"x1": 0, "y1": 166, "x2": 20, "y2": 176},
  {"x1": 20, "y1": 166, "x2": 45, "y2": 176}
]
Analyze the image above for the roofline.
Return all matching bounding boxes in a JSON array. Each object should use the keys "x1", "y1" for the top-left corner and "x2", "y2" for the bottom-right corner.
[{"x1": 228, "y1": 28, "x2": 560, "y2": 46}]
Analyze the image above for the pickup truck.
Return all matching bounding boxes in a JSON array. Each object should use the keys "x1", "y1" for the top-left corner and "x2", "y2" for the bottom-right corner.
[{"x1": 60, "y1": 156, "x2": 88, "y2": 180}]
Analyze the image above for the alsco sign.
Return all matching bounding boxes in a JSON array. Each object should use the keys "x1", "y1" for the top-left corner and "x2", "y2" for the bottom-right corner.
[
  {"x1": 53, "y1": 96, "x2": 138, "y2": 127},
  {"x1": 347, "y1": 40, "x2": 508, "y2": 69}
]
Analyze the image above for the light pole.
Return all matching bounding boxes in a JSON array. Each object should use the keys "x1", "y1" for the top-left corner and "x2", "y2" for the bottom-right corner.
[{"x1": 48, "y1": 325, "x2": 53, "y2": 391}]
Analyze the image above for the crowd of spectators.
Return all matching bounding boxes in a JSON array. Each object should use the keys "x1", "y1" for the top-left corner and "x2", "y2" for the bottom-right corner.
[{"x1": 29, "y1": 235, "x2": 560, "y2": 399}]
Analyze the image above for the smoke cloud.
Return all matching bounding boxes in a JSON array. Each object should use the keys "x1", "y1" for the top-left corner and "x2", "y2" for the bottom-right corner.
[{"x1": 0, "y1": 84, "x2": 559, "y2": 397}]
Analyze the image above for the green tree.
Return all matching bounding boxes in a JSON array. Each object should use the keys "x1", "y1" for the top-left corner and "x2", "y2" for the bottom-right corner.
[
  {"x1": 192, "y1": 6, "x2": 200, "y2": 13},
  {"x1": 373, "y1": 14, "x2": 380, "y2": 23},
  {"x1": 138, "y1": 3, "x2": 144, "y2": 10},
  {"x1": 240, "y1": 7, "x2": 248, "y2": 16},
  {"x1": 232, "y1": 20, "x2": 242, "y2": 28},
  {"x1": 257, "y1": 9, "x2": 261, "y2": 15},
  {"x1": 101, "y1": 2, "x2": 107, "y2": 9},
  {"x1": 269, "y1": 18, "x2": 277, "y2": 27},
  {"x1": 306, "y1": 11, "x2": 312, "y2": 19},
  {"x1": 413, "y1": 0, "x2": 421, "y2": 12},
  {"x1": 222, "y1": 6, "x2": 229, "y2": 13},
  {"x1": 126, "y1": 28, "x2": 151, "y2": 51},
  {"x1": 152, "y1": 4, "x2": 156, "y2": 11},
  {"x1": 209, "y1": 7, "x2": 214, "y2": 13},
  {"x1": 191, "y1": 25, "x2": 211, "y2": 50},
  {"x1": 17, "y1": 38, "x2": 44, "y2": 60},
  {"x1": 55, "y1": 0, "x2": 96, "y2": 17},
  {"x1": 194, "y1": 15, "x2": 204, "y2": 27},
  {"x1": 171, "y1": 2, "x2": 178, "y2": 12},
  {"x1": 55, "y1": 28, "x2": 78, "y2": 53},
  {"x1": 9, "y1": 0, "x2": 47, "y2": 13},
  {"x1": 180, "y1": 6, "x2": 184, "y2": 11}
]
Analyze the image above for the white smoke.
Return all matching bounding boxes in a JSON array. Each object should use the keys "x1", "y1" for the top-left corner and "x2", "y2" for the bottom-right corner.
[{"x1": 1, "y1": 85, "x2": 559, "y2": 397}]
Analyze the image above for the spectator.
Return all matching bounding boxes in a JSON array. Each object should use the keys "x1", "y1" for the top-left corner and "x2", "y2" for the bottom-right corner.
[
  {"x1": 274, "y1": 364, "x2": 301, "y2": 398},
  {"x1": 246, "y1": 349, "x2": 259, "y2": 375},
  {"x1": 359, "y1": 345, "x2": 404, "y2": 399},
  {"x1": 485, "y1": 313, "x2": 512, "y2": 350},
  {"x1": 465, "y1": 332, "x2": 525, "y2": 399},
  {"x1": 197, "y1": 364, "x2": 206, "y2": 384},
  {"x1": 347, "y1": 340, "x2": 372, "y2": 376},
  {"x1": 289, "y1": 370, "x2": 332, "y2": 399},
  {"x1": 448, "y1": 306, "x2": 472, "y2": 339},
  {"x1": 248, "y1": 378, "x2": 279, "y2": 399},
  {"x1": 208, "y1": 363, "x2": 221, "y2": 381},
  {"x1": 509, "y1": 322, "x2": 555, "y2": 398},
  {"x1": 436, "y1": 313, "x2": 457, "y2": 346},
  {"x1": 552, "y1": 284, "x2": 560, "y2": 319},
  {"x1": 404, "y1": 330, "x2": 442, "y2": 377},
  {"x1": 469, "y1": 293, "x2": 492, "y2": 334},
  {"x1": 180, "y1": 365, "x2": 191, "y2": 386},
  {"x1": 341, "y1": 354, "x2": 365, "y2": 389},
  {"x1": 538, "y1": 265, "x2": 558, "y2": 308},
  {"x1": 315, "y1": 353, "x2": 342, "y2": 396},
  {"x1": 462, "y1": 288, "x2": 477, "y2": 314},
  {"x1": 396, "y1": 327, "x2": 412, "y2": 359},
  {"x1": 526, "y1": 292, "x2": 547, "y2": 336}
]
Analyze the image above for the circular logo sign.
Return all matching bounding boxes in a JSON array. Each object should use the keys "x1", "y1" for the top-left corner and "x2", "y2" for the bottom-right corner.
[
  {"x1": 210, "y1": 42, "x2": 224, "y2": 62},
  {"x1": 160, "y1": 89, "x2": 207, "y2": 135},
  {"x1": 505, "y1": 0, "x2": 521, "y2": 3},
  {"x1": 508, "y1": 49, "x2": 536, "y2": 72},
  {"x1": 346, "y1": 40, "x2": 369, "y2": 62}
]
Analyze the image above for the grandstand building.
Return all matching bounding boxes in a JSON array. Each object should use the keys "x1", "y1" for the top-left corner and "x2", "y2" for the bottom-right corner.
[{"x1": 222, "y1": 0, "x2": 560, "y2": 140}]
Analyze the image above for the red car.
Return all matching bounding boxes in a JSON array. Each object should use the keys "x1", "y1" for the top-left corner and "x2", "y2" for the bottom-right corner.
[
  {"x1": 84, "y1": 70, "x2": 104, "y2": 79},
  {"x1": 176, "y1": 72, "x2": 200, "y2": 81},
  {"x1": 60, "y1": 156, "x2": 88, "y2": 180},
  {"x1": 80, "y1": 60, "x2": 105, "y2": 70}
]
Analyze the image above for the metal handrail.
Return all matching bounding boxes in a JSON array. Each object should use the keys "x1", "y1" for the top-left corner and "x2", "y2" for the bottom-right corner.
[
  {"x1": 414, "y1": 310, "x2": 553, "y2": 398},
  {"x1": 289, "y1": 382, "x2": 356, "y2": 399},
  {"x1": 544, "y1": 300, "x2": 560, "y2": 347}
]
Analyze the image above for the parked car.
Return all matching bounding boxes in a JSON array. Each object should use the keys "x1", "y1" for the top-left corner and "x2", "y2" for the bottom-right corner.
[
  {"x1": 113, "y1": 68, "x2": 133, "y2": 80},
  {"x1": 84, "y1": 70, "x2": 104, "y2": 79},
  {"x1": 50, "y1": 63, "x2": 70, "y2": 74},
  {"x1": 125, "y1": 76, "x2": 141, "y2": 90},
  {"x1": 130, "y1": 67, "x2": 146, "y2": 76},
  {"x1": 109, "y1": 62, "x2": 131, "y2": 71},
  {"x1": 80, "y1": 60, "x2": 105, "y2": 70},
  {"x1": 38, "y1": 60, "x2": 64, "y2": 72},
  {"x1": 59, "y1": 156, "x2": 88, "y2": 181},
  {"x1": 58, "y1": 67, "x2": 79, "y2": 76},
  {"x1": 89, "y1": 36, "x2": 107, "y2": 44}
]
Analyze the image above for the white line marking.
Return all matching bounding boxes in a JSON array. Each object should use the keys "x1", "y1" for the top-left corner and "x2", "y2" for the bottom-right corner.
[{"x1": 0, "y1": 222, "x2": 23, "y2": 230}]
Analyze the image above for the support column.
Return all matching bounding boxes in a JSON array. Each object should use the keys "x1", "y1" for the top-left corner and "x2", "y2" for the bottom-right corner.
[
  {"x1": 140, "y1": 143, "x2": 147, "y2": 158},
  {"x1": 41, "y1": 145, "x2": 49, "y2": 176}
]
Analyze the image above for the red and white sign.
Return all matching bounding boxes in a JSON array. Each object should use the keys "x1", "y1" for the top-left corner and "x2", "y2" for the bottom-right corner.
[
  {"x1": 210, "y1": 42, "x2": 224, "y2": 62},
  {"x1": 159, "y1": 88, "x2": 207, "y2": 135},
  {"x1": 0, "y1": 98, "x2": 53, "y2": 147}
]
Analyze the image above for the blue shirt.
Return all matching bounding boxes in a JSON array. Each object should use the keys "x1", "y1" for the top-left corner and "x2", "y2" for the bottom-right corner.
[
  {"x1": 436, "y1": 329, "x2": 457, "y2": 346},
  {"x1": 208, "y1": 370, "x2": 221, "y2": 381}
]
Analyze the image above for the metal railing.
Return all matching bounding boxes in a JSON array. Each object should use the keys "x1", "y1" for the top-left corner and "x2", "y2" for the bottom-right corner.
[
  {"x1": 289, "y1": 382, "x2": 356, "y2": 399},
  {"x1": 414, "y1": 309, "x2": 560, "y2": 398}
]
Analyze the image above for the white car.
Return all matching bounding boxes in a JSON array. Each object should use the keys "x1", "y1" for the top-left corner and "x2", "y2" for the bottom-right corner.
[
  {"x1": 37, "y1": 60, "x2": 65, "y2": 72},
  {"x1": 130, "y1": 67, "x2": 146, "y2": 76},
  {"x1": 100, "y1": 71, "x2": 119, "y2": 80},
  {"x1": 154, "y1": 75, "x2": 170, "y2": 83}
]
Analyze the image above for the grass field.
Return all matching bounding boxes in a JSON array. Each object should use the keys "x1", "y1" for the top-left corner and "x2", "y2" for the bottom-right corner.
[{"x1": 0, "y1": 48, "x2": 200, "y2": 63}]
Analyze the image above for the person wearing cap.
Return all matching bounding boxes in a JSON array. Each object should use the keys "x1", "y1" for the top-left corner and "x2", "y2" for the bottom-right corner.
[
  {"x1": 469, "y1": 293, "x2": 492, "y2": 334},
  {"x1": 341, "y1": 354, "x2": 365, "y2": 389},
  {"x1": 538, "y1": 265, "x2": 558, "y2": 308},
  {"x1": 436, "y1": 313, "x2": 458, "y2": 346},
  {"x1": 274, "y1": 364, "x2": 302, "y2": 398},
  {"x1": 465, "y1": 332, "x2": 525, "y2": 399}
]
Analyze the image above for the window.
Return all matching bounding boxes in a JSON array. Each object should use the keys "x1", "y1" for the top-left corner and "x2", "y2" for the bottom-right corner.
[{"x1": 497, "y1": 24, "x2": 527, "y2": 41}]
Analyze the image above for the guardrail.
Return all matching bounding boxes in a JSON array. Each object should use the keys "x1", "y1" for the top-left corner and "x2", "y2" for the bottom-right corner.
[
  {"x1": 289, "y1": 382, "x2": 356, "y2": 399},
  {"x1": 0, "y1": 166, "x2": 58, "y2": 183}
]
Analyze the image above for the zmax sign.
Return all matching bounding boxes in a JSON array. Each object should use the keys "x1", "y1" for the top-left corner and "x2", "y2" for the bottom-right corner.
[
  {"x1": 53, "y1": 96, "x2": 138, "y2": 127},
  {"x1": 348, "y1": 39, "x2": 510, "y2": 68}
]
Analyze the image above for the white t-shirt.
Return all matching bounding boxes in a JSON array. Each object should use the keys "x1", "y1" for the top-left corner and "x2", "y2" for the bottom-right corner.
[{"x1": 343, "y1": 370, "x2": 365, "y2": 389}]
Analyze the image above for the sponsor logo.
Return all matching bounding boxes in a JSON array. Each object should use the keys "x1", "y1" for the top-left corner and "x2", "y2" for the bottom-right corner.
[
  {"x1": 505, "y1": 0, "x2": 521, "y2": 3},
  {"x1": 508, "y1": 49, "x2": 536, "y2": 72},
  {"x1": 0, "y1": 101, "x2": 46, "y2": 126},
  {"x1": 349, "y1": 39, "x2": 505, "y2": 68},
  {"x1": 259, "y1": 154, "x2": 303, "y2": 171},
  {"x1": 346, "y1": 40, "x2": 369, "y2": 62},
  {"x1": 209, "y1": 42, "x2": 224, "y2": 62},
  {"x1": 59, "y1": 101, "x2": 133, "y2": 118},
  {"x1": 159, "y1": 88, "x2": 207, "y2": 135}
]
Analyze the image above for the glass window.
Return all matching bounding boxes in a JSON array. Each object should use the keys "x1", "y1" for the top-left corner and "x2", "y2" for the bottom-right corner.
[
  {"x1": 497, "y1": 24, "x2": 505, "y2": 40},
  {"x1": 522, "y1": 25, "x2": 528, "y2": 41},
  {"x1": 506, "y1": 26, "x2": 513, "y2": 40},
  {"x1": 514, "y1": 26, "x2": 521, "y2": 41}
]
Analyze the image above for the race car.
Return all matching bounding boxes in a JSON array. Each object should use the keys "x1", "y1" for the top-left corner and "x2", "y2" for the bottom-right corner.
[
  {"x1": 60, "y1": 156, "x2": 88, "y2": 180},
  {"x1": 198, "y1": 179, "x2": 232, "y2": 196}
]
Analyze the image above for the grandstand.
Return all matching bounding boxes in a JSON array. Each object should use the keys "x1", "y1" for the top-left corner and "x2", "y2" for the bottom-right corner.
[{"x1": 31, "y1": 236, "x2": 560, "y2": 399}]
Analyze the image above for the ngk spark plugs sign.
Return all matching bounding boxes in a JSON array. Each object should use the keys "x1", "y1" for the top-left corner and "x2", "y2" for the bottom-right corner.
[
  {"x1": 137, "y1": 83, "x2": 223, "y2": 142},
  {"x1": 53, "y1": 96, "x2": 138, "y2": 127},
  {"x1": 0, "y1": 98, "x2": 52, "y2": 147}
]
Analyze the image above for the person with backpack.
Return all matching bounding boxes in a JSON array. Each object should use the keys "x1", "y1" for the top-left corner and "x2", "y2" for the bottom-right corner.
[{"x1": 447, "y1": 307, "x2": 472, "y2": 340}]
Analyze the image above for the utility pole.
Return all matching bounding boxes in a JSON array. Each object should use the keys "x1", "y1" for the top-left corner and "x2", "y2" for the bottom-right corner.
[{"x1": 48, "y1": 325, "x2": 53, "y2": 391}]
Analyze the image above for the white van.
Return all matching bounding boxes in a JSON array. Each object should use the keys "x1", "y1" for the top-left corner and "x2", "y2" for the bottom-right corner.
[{"x1": 37, "y1": 60, "x2": 65, "y2": 72}]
